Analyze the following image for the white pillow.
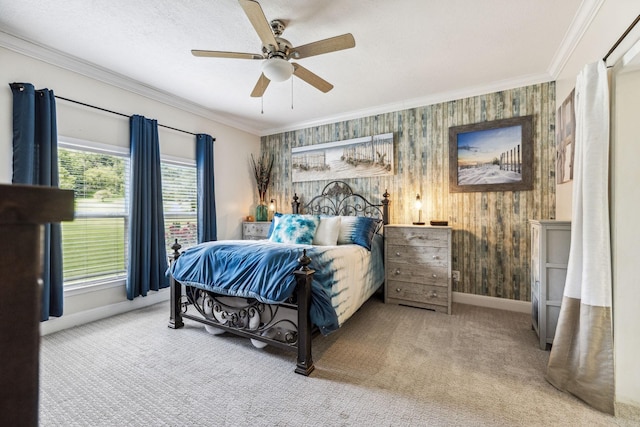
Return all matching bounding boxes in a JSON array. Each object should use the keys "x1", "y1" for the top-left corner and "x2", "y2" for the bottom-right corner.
[{"x1": 313, "y1": 216, "x2": 342, "y2": 246}]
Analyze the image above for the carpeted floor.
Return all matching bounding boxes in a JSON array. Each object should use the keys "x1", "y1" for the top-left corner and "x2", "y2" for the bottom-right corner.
[{"x1": 39, "y1": 295, "x2": 640, "y2": 426}]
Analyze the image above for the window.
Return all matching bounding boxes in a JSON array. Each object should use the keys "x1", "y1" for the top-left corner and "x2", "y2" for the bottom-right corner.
[
  {"x1": 162, "y1": 160, "x2": 198, "y2": 250},
  {"x1": 59, "y1": 143, "x2": 129, "y2": 286},
  {"x1": 58, "y1": 139, "x2": 197, "y2": 288}
]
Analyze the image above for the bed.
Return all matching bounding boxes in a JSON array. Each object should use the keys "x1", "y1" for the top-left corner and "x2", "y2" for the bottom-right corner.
[{"x1": 168, "y1": 181, "x2": 390, "y2": 375}]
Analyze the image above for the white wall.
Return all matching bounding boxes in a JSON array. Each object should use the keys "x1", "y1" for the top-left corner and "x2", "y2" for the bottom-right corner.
[
  {"x1": 555, "y1": 1, "x2": 640, "y2": 219},
  {"x1": 611, "y1": 62, "x2": 640, "y2": 407},
  {"x1": 554, "y1": 0, "x2": 640, "y2": 408},
  {"x1": 0, "y1": 45, "x2": 260, "y2": 330}
]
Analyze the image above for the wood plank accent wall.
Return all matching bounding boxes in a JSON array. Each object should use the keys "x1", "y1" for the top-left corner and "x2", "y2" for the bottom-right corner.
[{"x1": 261, "y1": 82, "x2": 556, "y2": 302}]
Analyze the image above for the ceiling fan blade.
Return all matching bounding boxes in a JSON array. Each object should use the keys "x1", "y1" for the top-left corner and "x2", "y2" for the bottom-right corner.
[
  {"x1": 192, "y1": 49, "x2": 263, "y2": 60},
  {"x1": 292, "y1": 63, "x2": 333, "y2": 93},
  {"x1": 250, "y1": 73, "x2": 271, "y2": 97},
  {"x1": 292, "y1": 33, "x2": 355, "y2": 59},
  {"x1": 238, "y1": 0, "x2": 278, "y2": 49}
]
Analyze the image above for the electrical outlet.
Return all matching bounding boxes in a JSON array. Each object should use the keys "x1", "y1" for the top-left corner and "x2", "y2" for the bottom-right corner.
[{"x1": 452, "y1": 270, "x2": 460, "y2": 281}]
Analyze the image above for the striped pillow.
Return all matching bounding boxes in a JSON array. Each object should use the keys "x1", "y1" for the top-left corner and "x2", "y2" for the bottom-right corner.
[{"x1": 337, "y1": 216, "x2": 381, "y2": 250}]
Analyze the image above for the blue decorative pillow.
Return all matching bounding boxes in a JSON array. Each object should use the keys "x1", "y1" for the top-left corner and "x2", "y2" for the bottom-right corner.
[
  {"x1": 266, "y1": 212, "x2": 283, "y2": 238},
  {"x1": 337, "y1": 216, "x2": 380, "y2": 250},
  {"x1": 268, "y1": 214, "x2": 320, "y2": 245}
]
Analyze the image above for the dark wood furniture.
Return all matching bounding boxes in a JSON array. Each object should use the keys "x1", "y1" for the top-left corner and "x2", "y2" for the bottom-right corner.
[
  {"x1": 0, "y1": 184, "x2": 74, "y2": 427},
  {"x1": 168, "y1": 181, "x2": 389, "y2": 375}
]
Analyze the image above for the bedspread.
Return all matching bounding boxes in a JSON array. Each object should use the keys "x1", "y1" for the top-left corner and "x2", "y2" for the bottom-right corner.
[{"x1": 169, "y1": 238, "x2": 384, "y2": 335}]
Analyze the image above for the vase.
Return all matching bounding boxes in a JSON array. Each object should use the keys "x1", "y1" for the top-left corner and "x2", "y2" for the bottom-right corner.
[{"x1": 256, "y1": 200, "x2": 268, "y2": 222}]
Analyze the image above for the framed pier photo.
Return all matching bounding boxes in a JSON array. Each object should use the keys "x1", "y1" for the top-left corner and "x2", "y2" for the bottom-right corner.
[{"x1": 448, "y1": 116, "x2": 533, "y2": 193}]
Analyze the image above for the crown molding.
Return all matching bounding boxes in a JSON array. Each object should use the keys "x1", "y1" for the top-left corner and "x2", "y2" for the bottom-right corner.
[
  {"x1": 2, "y1": 0, "x2": 599, "y2": 140},
  {"x1": 547, "y1": 0, "x2": 606, "y2": 79},
  {"x1": 0, "y1": 30, "x2": 262, "y2": 135},
  {"x1": 261, "y1": 72, "x2": 553, "y2": 136},
  {"x1": 268, "y1": 1, "x2": 608, "y2": 136},
  {"x1": 265, "y1": 2, "x2": 605, "y2": 136}
]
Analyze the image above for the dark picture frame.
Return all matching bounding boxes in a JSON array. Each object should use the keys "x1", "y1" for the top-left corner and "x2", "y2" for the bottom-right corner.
[
  {"x1": 449, "y1": 115, "x2": 534, "y2": 193},
  {"x1": 556, "y1": 89, "x2": 575, "y2": 184}
]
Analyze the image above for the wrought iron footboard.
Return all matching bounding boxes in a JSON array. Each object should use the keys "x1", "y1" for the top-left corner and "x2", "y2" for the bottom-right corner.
[{"x1": 183, "y1": 287, "x2": 299, "y2": 346}]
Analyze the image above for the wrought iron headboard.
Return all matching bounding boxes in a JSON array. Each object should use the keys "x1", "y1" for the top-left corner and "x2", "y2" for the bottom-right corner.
[{"x1": 292, "y1": 181, "x2": 390, "y2": 231}]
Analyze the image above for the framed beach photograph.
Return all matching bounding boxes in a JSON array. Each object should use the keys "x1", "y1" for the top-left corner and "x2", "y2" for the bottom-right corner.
[
  {"x1": 448, "y1": 116, "x2": 533, "y2": 193},
  {"x1": 291, "y1": 133, "x2": 394, "y2": 183}
]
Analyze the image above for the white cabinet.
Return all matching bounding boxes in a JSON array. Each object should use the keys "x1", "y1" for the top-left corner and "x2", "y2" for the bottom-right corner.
[{"x1": 530, "y1": 220, "x2": 571, "y2": 350}]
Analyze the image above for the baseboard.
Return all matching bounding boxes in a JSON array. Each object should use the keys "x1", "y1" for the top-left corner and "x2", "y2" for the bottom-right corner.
[
  {"x1": 616, "y1": 401, "x2": 640, "y2": 420},
  {"x1": 41, "y1": 290, "x2": 528, "y2": 334},
  {"x1": 40, "y1": 288, "x2": 170, "y2": 336},
  {"x1": 452, "y1": 292, "x2": 531, "y2": 314}
]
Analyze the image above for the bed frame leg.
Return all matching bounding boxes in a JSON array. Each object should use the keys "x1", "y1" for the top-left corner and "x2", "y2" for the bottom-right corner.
[
  {"x1": 168, "y1": 239, "x2": 184, "y2": 330},
  {"x1": 168, "y1": 275, "x2": 184, "y2": 329},
  {"x1": 294, "y1": 250, "x2": 315, "y2": 376}
]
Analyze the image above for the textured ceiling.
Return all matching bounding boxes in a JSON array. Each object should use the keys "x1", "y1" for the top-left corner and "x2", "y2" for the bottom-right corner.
[{"x1": 0, "y1": 0, "x2": 587, "y2": 135}]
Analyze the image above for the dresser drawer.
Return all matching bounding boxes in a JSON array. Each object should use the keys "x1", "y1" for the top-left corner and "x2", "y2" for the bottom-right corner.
[
  {"x1": 242, "y1": 221, "x2": 271, "y2": 240},
  {"x1": 386, "y1": 261, "x2": 448, "y2": 286},
  {"x1": 386, "y1": 280, "x2": 449, "y2": 307},
  {"x1": 385, "y1": 227, "x2": 449, "y2": 247},
  {"x1": 386, "y1": 244, "x2": 448, "y2": 267}
]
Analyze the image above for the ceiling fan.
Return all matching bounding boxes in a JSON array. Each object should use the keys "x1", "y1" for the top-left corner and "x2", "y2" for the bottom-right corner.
[{"x1": 191, "y1": 0, "x2": 356, "y2": 97}]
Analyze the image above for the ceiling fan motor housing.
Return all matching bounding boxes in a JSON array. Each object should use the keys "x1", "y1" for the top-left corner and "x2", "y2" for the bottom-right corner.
[{"x1": 262, "y1": 37, "x2": 292, "y2": 60}]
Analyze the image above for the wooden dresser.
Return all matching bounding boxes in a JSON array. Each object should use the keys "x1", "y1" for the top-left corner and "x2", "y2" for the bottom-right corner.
[
  {"x1": 242, "y1": 221, "x2": 271, "y2": 240},
  {"x1": 384, "y1": 224, "x2": 452, "y2": 314}
]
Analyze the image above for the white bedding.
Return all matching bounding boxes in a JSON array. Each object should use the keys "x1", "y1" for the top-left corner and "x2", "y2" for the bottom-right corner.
[{"x1": 323, "y1": 234, "x2": 384, "y2": 326}]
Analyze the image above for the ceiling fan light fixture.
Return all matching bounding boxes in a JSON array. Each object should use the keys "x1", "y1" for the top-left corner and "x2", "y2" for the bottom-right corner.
[{"x1": 262, "y1": 58, "x2": 294, "y2": 82}]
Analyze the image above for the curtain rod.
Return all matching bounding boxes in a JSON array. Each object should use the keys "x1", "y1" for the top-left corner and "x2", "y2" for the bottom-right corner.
[
  {"x1": 55, "y1": 95, "x2": 199, "y2": 137},
  {"x1": 603, "y1": 14, "x2": 640, "y2": 62}
]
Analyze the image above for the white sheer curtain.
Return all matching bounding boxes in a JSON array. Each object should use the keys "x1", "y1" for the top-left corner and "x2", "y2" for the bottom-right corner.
[{"x1": 546, "y1": 60, "x2": 615, "y2": 414}]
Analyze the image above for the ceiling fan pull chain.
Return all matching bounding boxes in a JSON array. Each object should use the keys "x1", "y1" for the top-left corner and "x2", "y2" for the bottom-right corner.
[
  {"x1": 291, "y1": 77, "x2": 294, "y2": 110},
  {"x1": 261, "y1": 94, "x2": 264, "y2": 114}
]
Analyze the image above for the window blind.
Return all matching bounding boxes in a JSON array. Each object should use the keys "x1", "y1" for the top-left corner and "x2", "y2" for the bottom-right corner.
[
  {"x1": 58, "y1": 146, "x2": 128, "y2": 285},
  {"x1": 161, "y1": 161, "x2": 198, "y2": 249}
]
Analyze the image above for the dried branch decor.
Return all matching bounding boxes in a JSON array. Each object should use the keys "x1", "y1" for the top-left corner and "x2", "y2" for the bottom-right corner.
[{"x1": 251, "y1": 153, "x2": 274, "y2": 202}]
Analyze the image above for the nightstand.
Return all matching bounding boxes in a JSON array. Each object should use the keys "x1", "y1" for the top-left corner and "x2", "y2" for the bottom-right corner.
[
  {"x1": 384, "y1": 224, "x2": 452, "y2": 314},
  {"x1": 242, "y1": 221, "x2": 271, "y2": 240}
]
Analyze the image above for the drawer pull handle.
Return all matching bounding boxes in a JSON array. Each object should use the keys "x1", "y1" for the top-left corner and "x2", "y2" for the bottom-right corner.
[
  {"x1": 432, "y1": 255, "x2": 439, "y2": 260},
  {"x1": 429, "y1": 290, "x2": 438, "y2": 298},
  {"x1": 395, "y1": 269, "x2": 401, "y2": 275},
  {"x1": 396, "y1": 252, "x2": 401, "y2": 257},
  {"x1": 395, "y1": 288, "x2": 401, "y2": 293},
  {"x1": 432, "y1": 273, "x2": 437, "y2": 278}
]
